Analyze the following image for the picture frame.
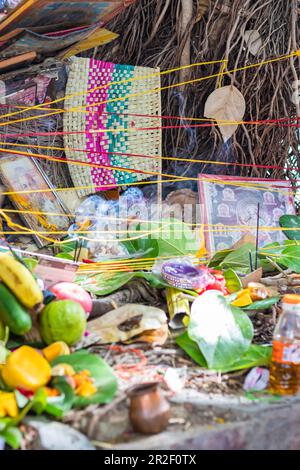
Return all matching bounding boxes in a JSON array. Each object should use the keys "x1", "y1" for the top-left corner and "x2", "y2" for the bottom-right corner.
[
  {"x1": 0, "y1": 154, "x2": 70, "y2": 247},
  {"x1": 198, "y1": 174, "x2": 296, "y2": 254},
  {"x1": 0, "y1": 0, "x2": 137, "y2": 34}
]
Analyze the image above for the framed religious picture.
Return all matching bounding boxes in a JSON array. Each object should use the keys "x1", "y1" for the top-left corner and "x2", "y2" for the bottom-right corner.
[
  {"x1": 0, "y1": 154, "x2": 70, "y2": 247},
  {"x1": 198, "y1": 174, "x2": 296, "y2": 254}
]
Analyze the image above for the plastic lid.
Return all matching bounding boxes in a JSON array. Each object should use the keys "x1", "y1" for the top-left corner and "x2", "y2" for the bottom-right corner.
[{"x1": 282, "y1": 294, "x2": 300, "y2": 305}]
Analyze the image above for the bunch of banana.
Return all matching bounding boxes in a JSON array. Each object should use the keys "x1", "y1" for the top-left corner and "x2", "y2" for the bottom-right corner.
[{"x1": 0, "y1": 252, "x2": 43, "y2": 311}]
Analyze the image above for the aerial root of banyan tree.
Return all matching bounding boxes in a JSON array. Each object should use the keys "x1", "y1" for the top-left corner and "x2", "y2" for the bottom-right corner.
[
  {"x1": 97, "y1": 0, "x2": 299, "y2": 192},
  {"x1": 0, "y1": 1, "x2": 298, "y2": 197}
]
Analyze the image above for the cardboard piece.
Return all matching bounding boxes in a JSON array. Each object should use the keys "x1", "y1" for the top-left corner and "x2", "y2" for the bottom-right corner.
[
  {"x1": 0, "y1": 0, "x2": 136, "y2": 34},
  {"x1": 35, "y1": 257, "x2": 78, "y2": 288}
]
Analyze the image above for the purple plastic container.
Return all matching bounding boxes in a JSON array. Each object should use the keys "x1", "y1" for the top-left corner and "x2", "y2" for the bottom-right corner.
[{"x1": 161, "y1": 261, "x2": 213, "y2": 290}]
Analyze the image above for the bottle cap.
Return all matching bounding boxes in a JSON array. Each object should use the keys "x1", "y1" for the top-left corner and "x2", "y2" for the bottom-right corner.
[{"x1": 282, "y1": 294, "x2": 300, "y2": 305}]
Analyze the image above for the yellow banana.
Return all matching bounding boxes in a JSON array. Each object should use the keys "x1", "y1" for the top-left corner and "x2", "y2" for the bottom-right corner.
[{"x1": 0, "y1": 253, "x2": 43, "y2": 310}]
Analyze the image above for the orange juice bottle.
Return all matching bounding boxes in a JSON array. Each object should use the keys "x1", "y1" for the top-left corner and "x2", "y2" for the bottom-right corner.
[{"x1": 269, "y1": 295, "x2": 300, "y2": 395}]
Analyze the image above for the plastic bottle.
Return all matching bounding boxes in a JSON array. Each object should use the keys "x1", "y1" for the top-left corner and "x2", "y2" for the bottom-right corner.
[{"x1": 269, "y1": 294, "x2": 300, "y2": 395}]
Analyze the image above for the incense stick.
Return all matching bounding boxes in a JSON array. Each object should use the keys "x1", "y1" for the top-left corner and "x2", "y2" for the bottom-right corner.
[
  {"x1": 249, "y1": 250, "x2": 254, "y2": 272},
  {"x1": 255, "y1": 203, "x2": 260, "y2": 270},
  {"x1": 73, "y1": 240, "x2": 79, "y2": 262},
  {"x1": 76, "y1": 239, "x2": 83, "y2": 263}
]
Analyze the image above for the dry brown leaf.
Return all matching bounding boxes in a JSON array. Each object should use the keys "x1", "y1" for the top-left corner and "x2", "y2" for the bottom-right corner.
[
  {"x1": 243, "y1": 30, "x2": 263, "y2": 56},
  {"x1": 231, "y1": 232, "x2": 256, "y2": 250},
  {"x1": 195, "y1": 0, "x2": 209, "y2": 22},
  {"x1": 204, "y1": 85, "x2": 246, "y2": 142},
  {"x1": 241, "y1": 268, "x2": 263, "y2": 288}
]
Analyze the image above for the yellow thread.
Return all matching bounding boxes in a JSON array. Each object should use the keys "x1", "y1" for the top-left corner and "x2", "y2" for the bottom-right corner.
[
  {"x1": 0, "y1": 59, "x2": 227, "y2": 121},
  {"x1": 0, "y1": 146, "x2": 188, "y2": 182},
  {"x1": 0, "y1": 138, "x2": 287, "y2": 174},
  {"x1": 0, "y1": 51, "x2": 297, "y2": 128},
  {"x1": 1, "y1": 162, "x2": 294, "y2": 198},
  {"x1": 0, "y1": 146, "x2": 294, "y2": 197},
  {"x1": 2, "y1": 208, "x2": 298, "y2": 237},
  {"x1": 1, "y1": 178, "x2": 181, "y2": 196}
]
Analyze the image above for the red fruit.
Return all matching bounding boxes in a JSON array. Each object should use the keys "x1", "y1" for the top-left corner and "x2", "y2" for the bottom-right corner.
[{"x1": 50, "y1": 282, "x2": 92, "y2": 316}]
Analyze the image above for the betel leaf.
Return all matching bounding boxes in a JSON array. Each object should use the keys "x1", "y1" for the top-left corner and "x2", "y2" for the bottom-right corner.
[
  {"x1": 122, "y1": 234, "x2": 159, "y2": 260},
  {"x1": 76, "y1": 271, "x2": 135, "y2": 296},
  {"x1": 176, "y1": 332, "x2": 207, "y2": 367},
  {"x1": 136, "y1": 218, "x2": 199, "y2": 257},
  {"x1": 31, "y1": 387, "x2": 48, "y2": 415},
  {"x1": 278, "y1": 245, "x2": 300, "y2": 273},
  {"x1": 134, "y1": 272, "x2": 169, "y2": 288},
  {"x1": 55, "y1": 253, "x2": 74, "y2": 261},
  {"x1": 22, "y1": 258, "x2": 39, "y2": 272},
  {"x1": 259, "y1": 240, "x2": 299, "y2": 257},
  {"x1": 188, "y1": 291, "x2": 253, "y2": 369},
  {"x1": 176, "y1": 332, "x2": 272, "y2": 372},
  {"x1": 224, "y1": 269, "x2": 243, "y2": 293},
  {"x1": 76, "y1": 270, "x2": 169, "y2": 296},
  {"x1": 243, "y1": 297, "x2": 280, "y2": 311},
  {"x1": 0, "y1": 425, "x2": 22, "y2": 450},
  {"x1": 220, "y1": 243, "x2": 256, "y2": 274},
  {"x1": 54, "y1": 239, "x2": 77, "y2": 253},
  {"x1": 52, "y1": 350, "x2": 117, "y2": 407},
  {"x1": 259, "y1": 242, "x2": 282, "y2": 256},
  {"x1": 208, "y1": 249, "x2": 233, "y2": 268},
  {"x1": 258, "y1": 242, "x2": 283, "y2": 273},
  {"x1": 46, "y1": 377, "x2": 75, "y2": 416},
  {"x1": 226, "y1": 345, "x2": 272, "y2": 372},
  {"x1": 279, "y1": 215, "x2": 300, "y2": 241}
]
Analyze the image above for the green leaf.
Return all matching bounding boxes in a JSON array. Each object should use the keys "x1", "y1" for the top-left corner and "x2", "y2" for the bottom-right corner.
[
  {"x1": 32, "y1": 387, "x2": 48, "y2": 415},
  {"x1": 55, "y1": 240, "x2": 77, "y2": 253},
  {"x1": 52, "y1": 350, "x2": 117, "y2": 407},
  {"x1": 0, "y1": 426, "x2": 22, "y2": 449},
  {"x1": 188, "y1": 291, "x2": 253, "y2": 369},
  {"x1": 0, "y1": 343, "x2": 10, "y2": 365},
  {"x1": 136, "y1": 218, "x2": 199, "y2": 257},
  {"x1": 134, "y1": 272, "x2": 169, "y2": 288},
  {"x1": 258, "y1": 259, "x2": 277, "y2": 274},
  {"x1": 220, "y1": 243, "x2": 256, "y2": 274},
  {"x1": 76, "y1": 271, "x2": 135, "y2": 296},
  {"x1": 76, "y1": 269, "x2": 169, "y2": 296},
  {"x1": 226, "y1": 292, "x2": 238, "y2": 303},
  {"x1": 259, "y1": 242, "x2": 283, "y2": 256},
  {"x1": 0, "y1": 417, "x2": 12, "y2": 432},
  {"x1": 22, "y1": 258, "x2": 39, "y2": 272},
  {"x1": 279, "y1": 215, "x2": 300, "y2": 241},
  {"x1": 244, "y1": 390, "x2": 282, "y2": 403},
  {"x1": 223, "y1": 345, "x2": 272, "y2": 372},
  {"x1": 122, "y1": 235, "x2": 159, "y2": 260},
  {"x1": 55, "y1": 253, "x2": 74, "y2": 260},
  {"x1": 45, "y1": 404, "x2": 64, "y2": 418},
  {"x1": 176, "y1": 332, "x2": 207, "y2": 367},
  {"x1": 259, "y1": 241, "x2": 300, "y2": 266},
  {"x1": 176, "y1": 333, "x2": 271, "y2": 373},
  {"x1": 243, "y1": 297, "x2": 280, "y2": 311},
  {"x1": 50, "y1": 377, "x2": 75, "y2": 414},
  {"x1": 208, "y1": 249, "x2": 233, "y2": 268},
  {"x1": 279, "y1": 245, "x2": 300, "y2": 273},
  {"x1": 224, "y1": 269, "x2": 243, "y2": 293}
]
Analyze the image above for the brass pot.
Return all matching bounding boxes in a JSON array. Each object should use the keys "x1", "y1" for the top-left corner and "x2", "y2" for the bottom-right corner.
[{"x1": 128, "y1": 382, "x2": 171, "y2": 434}]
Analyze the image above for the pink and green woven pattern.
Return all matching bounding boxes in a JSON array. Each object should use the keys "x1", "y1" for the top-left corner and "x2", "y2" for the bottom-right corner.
[{"x1": 64, "y1": 57, "x2": 162, "y2": 197}]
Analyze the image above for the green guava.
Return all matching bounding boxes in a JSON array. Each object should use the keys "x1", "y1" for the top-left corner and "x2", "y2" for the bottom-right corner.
[{"x1": 39, "y1": 300, "x2": 87, "y2": 346}]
